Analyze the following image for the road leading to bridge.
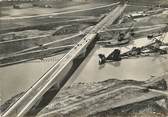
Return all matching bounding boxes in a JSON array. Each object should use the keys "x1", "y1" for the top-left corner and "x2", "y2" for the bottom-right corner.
[{"x1": 2, "y1": 3, "x2": 127, "y2": 117}]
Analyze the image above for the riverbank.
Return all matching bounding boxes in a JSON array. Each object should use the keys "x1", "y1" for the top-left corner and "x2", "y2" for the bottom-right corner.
[
  {"x1": 36, "y1": 75, "x2": 168, "y2": 116},
  {"x1": 1, "y1": 75, "x2": 168, "y2": 117}
]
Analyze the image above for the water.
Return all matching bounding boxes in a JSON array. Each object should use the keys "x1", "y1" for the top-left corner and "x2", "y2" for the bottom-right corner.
[
  {"x1": 67, "y1": 35, "x2": 168, "y2": 85},
  {"x1": 0, "y1": 54, "x2": 64, "y2": 105}
]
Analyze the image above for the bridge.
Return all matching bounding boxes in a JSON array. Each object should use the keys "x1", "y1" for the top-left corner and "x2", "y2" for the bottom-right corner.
[{"x1": 2, "y1": 3, "x2": 127, "y2": 117}]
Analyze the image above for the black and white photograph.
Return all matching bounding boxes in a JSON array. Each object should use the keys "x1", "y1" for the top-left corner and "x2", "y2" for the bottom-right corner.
[{"x1": 0, "y1": 0, "x2": 168, "y2": 117}]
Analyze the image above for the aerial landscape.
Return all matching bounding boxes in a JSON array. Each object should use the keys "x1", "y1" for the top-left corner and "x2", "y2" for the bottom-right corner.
[{"x1": 0, "y1": 0, "x2": 168, "y2": 117}]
